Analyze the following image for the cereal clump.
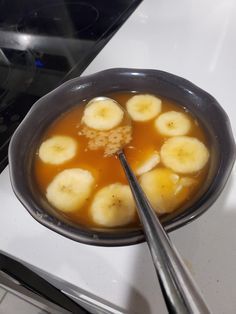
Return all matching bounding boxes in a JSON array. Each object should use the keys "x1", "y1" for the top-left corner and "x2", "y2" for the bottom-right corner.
[{"x1": 80, "y1": 125, "x2": 132, "y2": 156}]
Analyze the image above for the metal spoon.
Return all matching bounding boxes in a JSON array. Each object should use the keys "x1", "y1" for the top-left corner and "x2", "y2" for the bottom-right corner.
[
  {"x1": 118, "y1": 150, "x2": 211, "y2": 313},
  {"x1": 87, "y1": 97, "x2": 211, "y2": 313}
]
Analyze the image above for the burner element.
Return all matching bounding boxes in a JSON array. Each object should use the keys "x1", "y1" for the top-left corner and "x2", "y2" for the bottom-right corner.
[{"x1": 17, "y1": 2, "x2": 99, "y2": 37}]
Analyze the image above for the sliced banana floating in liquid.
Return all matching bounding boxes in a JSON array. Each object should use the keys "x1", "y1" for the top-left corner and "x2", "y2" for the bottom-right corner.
[
  {"x1": 160, "y1": 136, "x2": 209, "y2": 173},
  {"x1": 139, "y1": 168, "x2": 195, "y2": 214},
  {"x1": 135, "y1": 151, "x2": 160, "y2": 176},
  {"x1": 90, "y1": 183, "x2": 136, "y2": 227},
  {"x1": 155, "y1": 111, "x2": 191, "y2": 136},
  {"x1": 46, "y1": 168, "x2": 95, "y2": 213},
  {"x1": 82, "y1": 97, "x2": 124, "y2": 131},
  {"x1": 126, "y1": 94, "x2": 162, "y2": 122},
  {"x1": 39, "y1": 135, "x2": 78, "y2": 165}
]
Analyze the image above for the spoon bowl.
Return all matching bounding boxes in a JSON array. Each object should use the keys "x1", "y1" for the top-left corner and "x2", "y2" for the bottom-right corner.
[
  {"x1": 85, "y1": 96, "x2": 132, "y2": 127},
  {"x1": 82, "y1": 96, "x2": 133, "y2": 155}
]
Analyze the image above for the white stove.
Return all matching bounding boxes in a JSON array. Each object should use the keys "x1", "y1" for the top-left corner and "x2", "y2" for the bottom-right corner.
[{"x1": 1, "y1": 0, "x2": 236, "y2": 313}]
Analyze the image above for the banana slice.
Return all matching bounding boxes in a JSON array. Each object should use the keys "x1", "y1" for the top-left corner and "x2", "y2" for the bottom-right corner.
[
  {"x1": 174, "y1": 177, "x2": 197, "y2": 195},
  {"x1": 160, "y1": 136, "x2": 209, "y2": 173},
  {"x1": 126, "y1": 94, "x2": 162, "y2": 122},
  {"x1": 46, "y1": 168, "x2": 95, "y2": 213},
  {"x1": 135, "y1": 151, "x2": 160, "y2": 176},
  {"x1": 82, "y1": 98, "x2": 124, "y2": 131},
  {"x1": 39, "y1": 135, "x2": 78, "y2": 165},
  {"x1": 90, "y1": 183, "x2": 136, "y2": 227},
  {"x1": 139, "y1": 168, "x2": 191, "y2": 214},
  {"x1": 179, "y1": 177, "x2": 196, "y2": 187},
  {"x1": 155, "y1": 111, "x2": 191, "y2": 136}
]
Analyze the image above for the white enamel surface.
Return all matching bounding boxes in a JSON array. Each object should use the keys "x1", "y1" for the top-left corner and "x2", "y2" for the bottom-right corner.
[{"x1": 1, "y1": 0, "x2": 236, "y2": 313}]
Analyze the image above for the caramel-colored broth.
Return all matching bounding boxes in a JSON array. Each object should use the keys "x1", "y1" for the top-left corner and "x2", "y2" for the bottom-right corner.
[{"x1": 34, "y1": 92, "x2": 209, "y2": 228}]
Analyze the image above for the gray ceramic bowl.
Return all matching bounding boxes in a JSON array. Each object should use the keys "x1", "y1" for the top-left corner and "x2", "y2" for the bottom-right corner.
[{"x1": 9, "y1": 68, "x2": 235, "y2": 246}]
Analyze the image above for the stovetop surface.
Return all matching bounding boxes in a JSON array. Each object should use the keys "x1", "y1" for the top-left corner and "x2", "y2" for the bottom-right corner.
[{"x1": 0, "y1": 0, "x2": 141, "y2": 172}]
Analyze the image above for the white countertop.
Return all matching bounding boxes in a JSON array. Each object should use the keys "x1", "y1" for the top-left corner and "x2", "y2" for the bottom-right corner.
[{"x1": 1, "y1": 0, "x2": 236, "y2": 313}]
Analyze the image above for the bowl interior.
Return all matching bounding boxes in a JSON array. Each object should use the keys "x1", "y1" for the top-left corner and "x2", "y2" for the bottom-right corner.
[{"x1": 9, "y1": 68, "x2": 235, "y2": 246}]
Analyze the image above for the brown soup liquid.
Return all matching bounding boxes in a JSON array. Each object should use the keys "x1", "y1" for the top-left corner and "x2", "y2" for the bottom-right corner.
[{"x1": 34, "y1": 92, "x2": 209, "y2": 229}]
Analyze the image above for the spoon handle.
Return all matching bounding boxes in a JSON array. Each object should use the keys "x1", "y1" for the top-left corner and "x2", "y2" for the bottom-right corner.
[{"x1": 118, "y1": 151, "x2": 211, "y2": 314}]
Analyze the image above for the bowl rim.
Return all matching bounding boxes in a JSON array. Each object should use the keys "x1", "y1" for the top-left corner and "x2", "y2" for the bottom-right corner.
[{"x1": 8, "y1": 68, "x2": 236, "y2": 246}]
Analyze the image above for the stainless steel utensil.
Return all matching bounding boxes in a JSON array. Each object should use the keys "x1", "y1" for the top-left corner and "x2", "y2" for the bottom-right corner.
[
  {"x1": 118, "y1": 150, "x2": 211, "y2": 314},
  {"x1": 84, "y1": 96, "x2": 211, "y2": 312}
]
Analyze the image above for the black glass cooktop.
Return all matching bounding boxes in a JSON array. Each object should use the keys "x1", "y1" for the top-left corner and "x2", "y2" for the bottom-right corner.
[{"x1": 0, "y1": 0, "x2": 142, "y2": 172}]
